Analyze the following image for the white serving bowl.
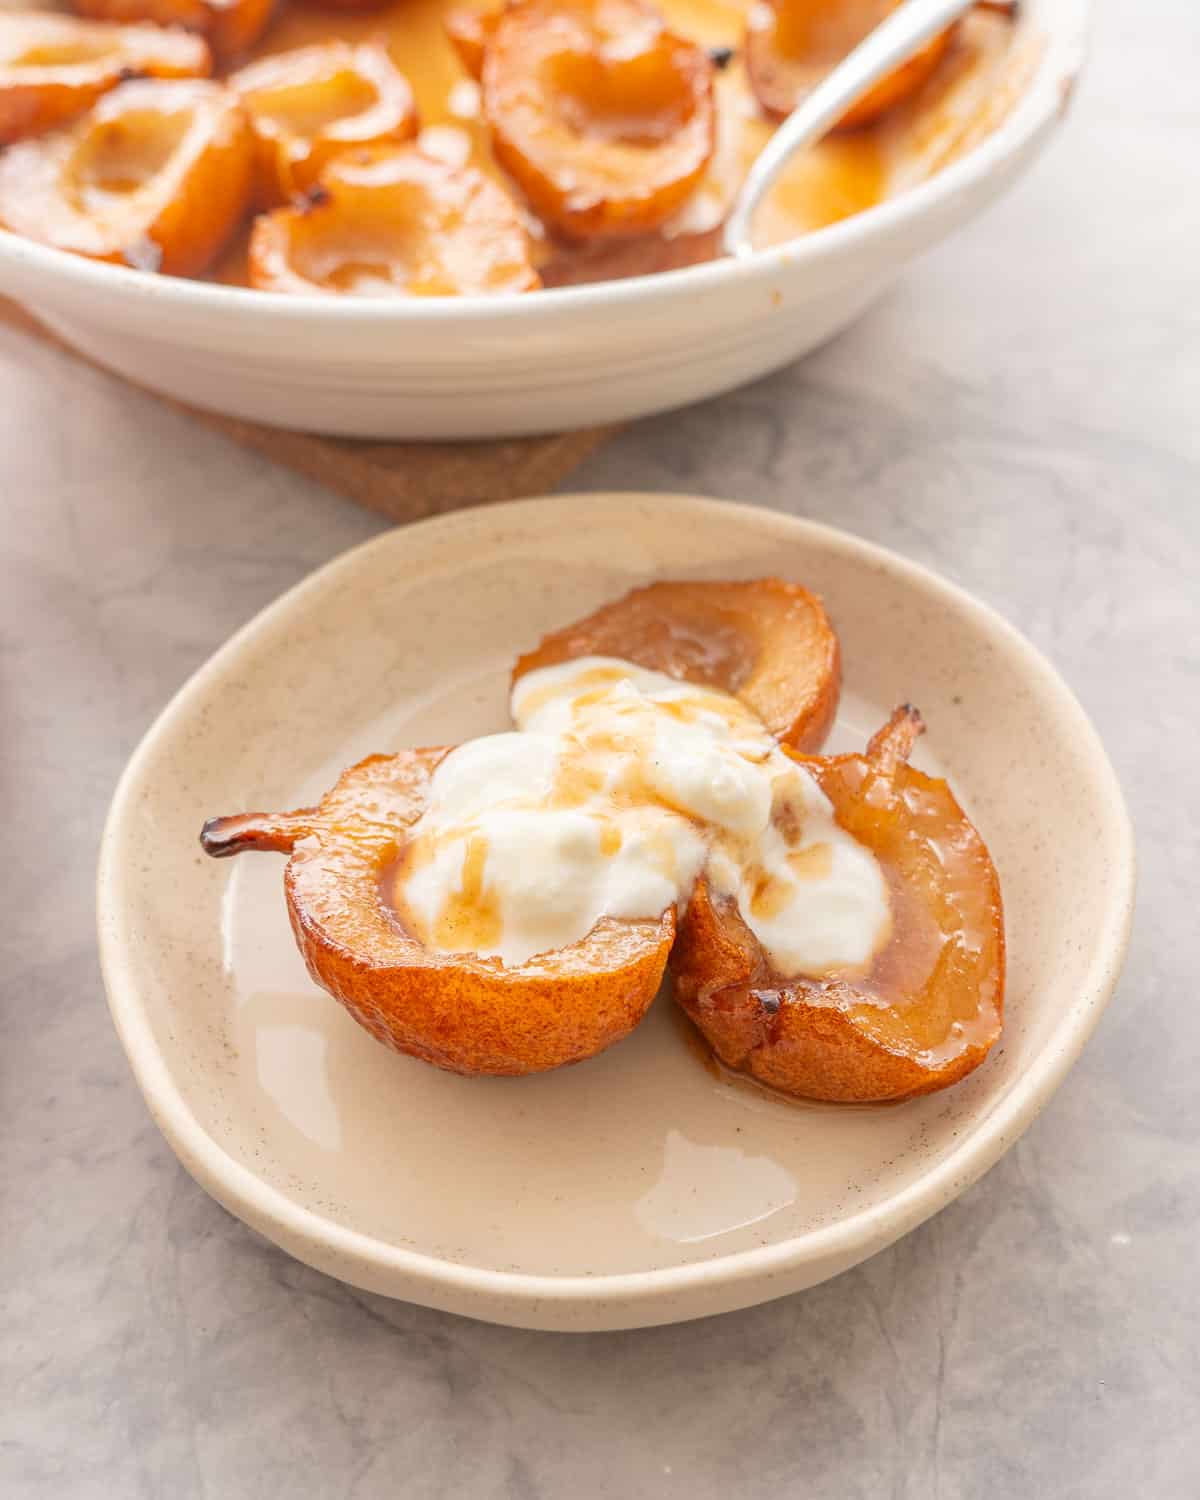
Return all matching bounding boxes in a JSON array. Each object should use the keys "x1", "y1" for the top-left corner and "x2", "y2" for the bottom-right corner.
[
  {"x1": 0, "y1": 0, "x2": 1087, "y2": 439},
  {"x1": 97, "y1": 493, "x2": 1133, "y2": 1331}
]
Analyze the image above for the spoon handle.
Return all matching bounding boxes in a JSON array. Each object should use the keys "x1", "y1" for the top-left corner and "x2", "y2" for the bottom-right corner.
[{"x1": 724, "y1": 0, "x2": 978, "y2": 258}]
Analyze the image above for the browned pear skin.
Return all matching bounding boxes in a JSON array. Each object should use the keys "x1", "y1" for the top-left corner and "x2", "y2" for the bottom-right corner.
[
  {"x1": 670, "y1": 707, "x2": 1005, "y2": 1103},
  {"x1": 512, "y1": 577, "x2": 841, "y2": 751},
  {"x1": 73, "y1": 0, "x2": 274, "y2": 64},
  {"x1": 201, "y1": 749, "x2": 674, "y2": 1076},
  {"x1": 481, "y1": 0, "x2": 716, "y2": 240}
]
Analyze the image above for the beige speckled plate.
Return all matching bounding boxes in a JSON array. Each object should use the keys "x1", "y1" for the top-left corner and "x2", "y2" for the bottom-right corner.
[{"x1": 97, "y1": 494, "x2": 1134, "y2": 1331}]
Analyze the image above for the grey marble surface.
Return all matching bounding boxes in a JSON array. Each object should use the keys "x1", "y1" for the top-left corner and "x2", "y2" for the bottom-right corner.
[{"x1": 2, "y1": 2, "x2": 1198, "y2": 1495}]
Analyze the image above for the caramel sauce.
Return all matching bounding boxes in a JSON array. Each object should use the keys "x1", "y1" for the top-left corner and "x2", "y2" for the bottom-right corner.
[
  {"x1": 512, "y1": 663, "x2": 633, "y2": 723},
  {"x1": 554, "y1": 720, "x2": 694, "y2": 836},
  {"x1": 796, "y1": 760, "x2": 1002, "y2": 1061},
  {"x1": 391, "y1": 826, "x2": 504, "y2": 954},
  {"x1": 206, "y1": 0, "x2": 1025, "y2": 288},
  {"x1": 599, "y1": 822, "x2": 623, "y2": 856},
  {"x1": 788, "y1": 840, "x2": 832, "y2": 880},
  {"x1": 773, "y1": 796, "x2": 804, "y2": 844},
  {"x1": 552, "y1": 755, "x2": 609, "y2": 808},
  {"x1": 390, "y1": 667, "x2": 765, "y2": 959},
  {"x1": 434, "y1": 829, "x2": 502, "y2": 951},
  {"x1": 379, "y1": 670, "x2": 991, "y2": 1061},
  {"x1": 747, "y1": 844, "x2": 832, "y2": 920},
  {"x1": 655, "y1": 684, "x2": 764, "y2": 725},
  {"x1": 748, "y1": 867, "x2": 789, "y2": 920}
]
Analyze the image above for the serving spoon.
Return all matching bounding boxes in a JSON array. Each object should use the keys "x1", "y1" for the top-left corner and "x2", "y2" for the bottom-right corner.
[{"x1": 723, "y1": 0, "x2": 996, "y2": 258}]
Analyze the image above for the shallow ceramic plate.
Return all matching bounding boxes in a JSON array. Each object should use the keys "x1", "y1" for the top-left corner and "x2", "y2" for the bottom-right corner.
[{"x1": 98, "y1": 494, "x2": 1133, "y2": 1330}]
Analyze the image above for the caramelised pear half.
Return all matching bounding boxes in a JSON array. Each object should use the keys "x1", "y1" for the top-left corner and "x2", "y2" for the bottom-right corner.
[
  {"x1": 481, "y1": 0, "x2": 717, "y2": 241},
  {"x1": 201, "y1": 750, "x2": 674, "y2": 1076},
  {"x1": 670, "y1": 706, "x2": 1005, "y2": 1102},
  {"x1": 745, "y1": 0, "x2": 956, "y2": 128},
  {"x1": 0, "y1": 13, "x2": 211, "y2": 146},
  {"x1": 0, "y1": 77, "x2": 252, "y2": 275},
  {"x1": 512, "y1": 578, "x2": 841, "y2": 751}
]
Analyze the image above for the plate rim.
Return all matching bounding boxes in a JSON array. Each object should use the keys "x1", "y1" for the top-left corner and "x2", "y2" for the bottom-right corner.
[{"x1": 97, "y1": 492, "x2": 1135, "y2": 1319}]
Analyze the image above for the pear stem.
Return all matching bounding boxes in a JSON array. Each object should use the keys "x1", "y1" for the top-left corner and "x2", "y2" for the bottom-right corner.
[
  {"x1": 199, "y1": 809, "x2": 315, "y2": 858},
  {"x1": 866, "y1": 704, "x2": 925, "y2": 774}
]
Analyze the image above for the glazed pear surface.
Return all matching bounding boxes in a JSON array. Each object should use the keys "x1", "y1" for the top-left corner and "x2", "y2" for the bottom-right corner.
[
  {"x1": 203, "y1": 749, "x2": 673, "y2": 1074},
  {"x1": 512, "y1": 578, "x2": 841, "y2": 751},
  {"x1": 201, "y1": 578, "x2": 1004, "y2": 1097},
  {"x1": 671, "y1": 706, "x2": 1004, "y2": 1101},
  {"x1": 745, "y1": 0, "x2": 955, "y2": 127}
]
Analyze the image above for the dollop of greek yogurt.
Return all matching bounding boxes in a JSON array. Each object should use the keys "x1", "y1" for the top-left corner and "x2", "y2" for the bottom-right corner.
[{"x1": 393, "y1": 656, "x2": 890, "y2": 972}]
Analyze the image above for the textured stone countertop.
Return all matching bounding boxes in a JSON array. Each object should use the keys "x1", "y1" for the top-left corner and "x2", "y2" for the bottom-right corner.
[{"x1": 2, "y1": 2, "x2": 1197, "y2": 1494}]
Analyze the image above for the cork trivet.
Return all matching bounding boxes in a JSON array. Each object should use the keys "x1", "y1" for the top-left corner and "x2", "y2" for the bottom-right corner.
[{"x1": 0, "y1": 298, "x2": 618, "y2": 521}]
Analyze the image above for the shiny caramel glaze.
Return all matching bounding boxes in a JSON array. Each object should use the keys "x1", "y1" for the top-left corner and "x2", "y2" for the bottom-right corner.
[
  {"x1": 0, "y1": 0, "x2": 1025, "y2": 289},
  {"x1": 231, "y1": 39, "x2": 417, "y2": 205},
  {"x1": 0, "y1": 12, "x2": 211, "y2": 145},
  {"x1": 73, "y1": 0, "x2": 274, "y2": 64},
  {"x1": 200, "y1": 1, "x2": 1024, "y2": 287},
  {"x1": 0, "y1": 75, "x2": 252, "y2": 273},
  {"x1": 670, "y1": 706, "x2": 1005, "y2": 1102},
  {"x1": 201, "y1": 749, "x2": 675, "y2": 1075},
  {"x1": 247, "y1": 143, "x2": 540, "y2": 294},
  {"x1": 540, "y1": 7, "x2": 1026, "y2": 281},
  {"x1": 746, "y1": 0, "x2": 954, "y2": 127},
  {"x1": 511, "y1": 578, "x2": 841, "y2": 751},
  {"x1": 248, "y1": 0, "x2": 896, "y2": 266},
  {"x1": 482, "y1": 0, "x2": 716, "y2": 239}
]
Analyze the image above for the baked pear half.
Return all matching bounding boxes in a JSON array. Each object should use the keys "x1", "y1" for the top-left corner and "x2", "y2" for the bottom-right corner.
[
  {"x1": 230, "y1": 41, "x2": 418, "y2": 207},
  {"x1": 201, "y1": 749, "x2": 674, "y2": 1076},
  {"x1": 248, "y1": 145, "x2": 541, "y2": 295},
  {"x1": 0, "y1": 12, "x2": 211, "y2": 146},
  {"x1": 512, "y1": 578, "x2": 841, "y2": 751},
  {"x1": 481, "y1": 0, "x2": 716, "y2": 239},
  {"x1": 670, "y1": 706, "x2": 1005, "y2": 1102},
  {"x1": 0, "y1": 76, "x2": 252, "y2": 274},
  {"x1": 746, "y1": 0, "x2": 956, "y2": 127}
]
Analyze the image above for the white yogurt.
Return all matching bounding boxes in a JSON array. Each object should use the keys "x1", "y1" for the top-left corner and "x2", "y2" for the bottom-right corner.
[{"x1": 394, "y1": 657, "x2": 890, "y2": 973}]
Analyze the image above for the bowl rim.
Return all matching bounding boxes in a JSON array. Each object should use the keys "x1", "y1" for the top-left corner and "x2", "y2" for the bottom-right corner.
[
  {"x1": 97, "y1": 492, "x2": 1135, "y2": 1317},
  {"x1": 2, "y1": 0, "x2": 1087, "y2": 326}
]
